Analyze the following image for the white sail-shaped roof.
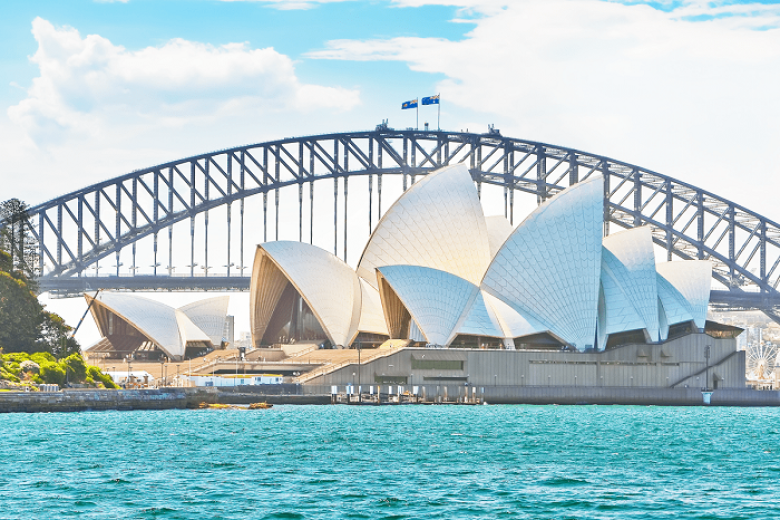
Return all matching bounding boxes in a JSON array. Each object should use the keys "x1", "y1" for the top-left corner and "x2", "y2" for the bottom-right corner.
[
  {"x1": 485, "y1": 215, "x2": 514, "y2": 258},
  {"x1": 175, "y1": 309, "x2": 212, "y2": 346},
  {"x1": 656, "y1": 260, "x2": 712, "y2": 330},
  {"x1": 656, "y1": 274, "x2": 695, "y2": 327},
  {"x1": 481, "y1": 175, "x2": 604, "y2": 350},
  {"x1": 256, "y1": 241, "x2": 362, "y2": 347},
  {"x1": 600, "y1": 261, "x2": 646, "y2": 335},
  {"x1": 357, "y1": 163, "x2": 491, "y2": 289},
  {"x1": 178, "y1": 296, "x2": 229, "y2": 346},
  {"x1": 597, "y1": 285, "x2": 607, "y2": 350},
  {"x1": 88, "y1": 292, "x2": 186, "y2": 359},
  {"x1": 377, "y1": 265, "x2": 479, "y2": 346},
  {"x1": 602, "y1": 227, "x2": 660, "y2": 341},
  {"x1": 483, "y1": 292, "x2": 546, "y2": 339},
  {"x1": 457, "y1": 290, "x2": 505, "y2": 338},
  {"x1": 358, "y1": 278, "x2": 389, "y2": 336},
  {"x1": 658, "y1": 297, "x2": 670, "y2": 341}
]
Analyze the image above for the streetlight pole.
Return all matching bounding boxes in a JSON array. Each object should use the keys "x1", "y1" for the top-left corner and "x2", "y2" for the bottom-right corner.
[{"x1": 357, "y1": 337, "x2": 361, "y2": 404}]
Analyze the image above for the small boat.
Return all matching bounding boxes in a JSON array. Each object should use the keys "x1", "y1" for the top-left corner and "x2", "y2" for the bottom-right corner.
[{"x1": 248, "y1": 402, "x2": 273, "y2": 410}]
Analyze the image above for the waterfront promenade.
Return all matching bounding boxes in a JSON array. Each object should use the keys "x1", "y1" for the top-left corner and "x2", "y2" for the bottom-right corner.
[{"x1": 4, "y1": 385, "x2": 780, "y2": 413}]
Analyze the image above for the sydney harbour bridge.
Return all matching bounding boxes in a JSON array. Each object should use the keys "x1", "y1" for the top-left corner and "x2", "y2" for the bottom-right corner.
[{"x1": 4, "y1": 125, "x2": 780, "y2": 320}]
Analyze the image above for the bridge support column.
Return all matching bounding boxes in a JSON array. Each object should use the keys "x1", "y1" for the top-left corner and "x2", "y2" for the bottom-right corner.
[
  {"x1": 167, "y1": 167, "x2": 173, "y2": 275},
  {"x1": 298, "y1": 183, "x2": 303, "y2": 242},
  {"x1": 378, "y1": 173, "x2": 383, "y2": 219},
  {"x1": 665, "y1": 179, "x2": 673, "y2": 261},
  {"x1": 368, "y1": 173, "x2": 373, "y2": 233},
  {"x1": 633, "y1": 169, "x2": 642, "y2": 228},
  {"x1": 334, "y1": 177, "x2": 338, "y2": 256}
]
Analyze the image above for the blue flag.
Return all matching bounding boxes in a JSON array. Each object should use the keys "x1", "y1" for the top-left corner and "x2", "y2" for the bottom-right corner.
[
  {"x1": 422, "y1": 95, "x2": 440, "y2": 105},
  {"x1": 402, "y1": 99, "x2": 418, "y2": 109}
]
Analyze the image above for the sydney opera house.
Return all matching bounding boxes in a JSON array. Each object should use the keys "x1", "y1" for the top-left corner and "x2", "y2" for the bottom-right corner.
[
  {"x1": 82, "y1": 163, "x2": 744, "y2": 391},
  {"x1": 248, "y1": 164, "x2": 744, "y2": 390},
  {"x1": 251, "y1": 164, "x2": 716, "y2": 352},
  {"x1": 85, "y1": 293, "x2": 230, "y2": 361}
]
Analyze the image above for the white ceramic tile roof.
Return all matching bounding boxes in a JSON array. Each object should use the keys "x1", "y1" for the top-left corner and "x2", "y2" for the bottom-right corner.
[
  {"x1": 485, "y1": 215, "x2": 514, "y2": 258},
  {"x1": 178, "y1": 296, "x2": 230, "y2": 346},
  {"x1": 597, "y1": 285, "x2": 607, "y2": 350},
  {"x1": 357, "y1": 278, "x2": 389, "y2": 336},
  {"x1": 88, "y1": 292, "x2": 186, "y2": 359},
  {"x1": 656, "y1": 274, "x2": 694, "y2": 328},
  {"x1": 483, "y1": 292, "x2": 546, "y2": 339},
  {"x1": 656, "y1": 260, "x2": 712, "y2": 330},
  {"x1": 602, "y1": 227, "x2": 660, "y2": 341},
  {"x1": 259, "y1": 241, "x2": 362, "y2": 347},
  {"x1": 457, "y1": 290, "x2": 505, "y2": 338},
  {"x1": 357, "y1": 163, "x2": 491, "y2": 289},
  {"x1": 658, "y1": 297, "x2": 670, "y2": 341},
  {"x1": 481, "y1": 175, "x2": 604, "y2": 350},
  {"x1": 377, "y1": 265, "x2": 479, "y2": 346},
  {"x1": 175, "y1": 309, "x2": 212, "y2": 346},
  {"x1": 600, "y1": 258, "x2": 646, "y2": 335},
  {"x1": 409, "y1": 320, "x2": 425, "y2": 342}
]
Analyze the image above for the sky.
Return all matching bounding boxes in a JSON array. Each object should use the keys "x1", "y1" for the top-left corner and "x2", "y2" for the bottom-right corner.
[{"x1": 2, "y1": 0, "x2": 779, "y2": 346}]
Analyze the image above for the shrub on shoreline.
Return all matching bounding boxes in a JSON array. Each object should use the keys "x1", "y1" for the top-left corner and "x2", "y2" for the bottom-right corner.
[{"x1": 0, "y1": 352, "x2": 117, "y2": 389}]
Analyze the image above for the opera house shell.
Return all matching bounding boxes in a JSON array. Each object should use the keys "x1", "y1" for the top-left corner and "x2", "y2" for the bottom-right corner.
[
  {"x1": 250, "y1": 163, "x2": 713, "y2": 352},
  {"x1": 85, "y1": 293, "x2": 230, "y2": 361}
]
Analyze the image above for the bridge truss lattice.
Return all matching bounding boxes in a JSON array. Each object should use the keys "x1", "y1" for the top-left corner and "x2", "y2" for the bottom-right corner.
[{"x1": 3, "y1": 127, "x2": 780, "y2": 318}]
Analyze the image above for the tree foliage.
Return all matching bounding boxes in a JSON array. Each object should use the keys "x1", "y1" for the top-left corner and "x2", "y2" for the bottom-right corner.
[
  {"x1": 0, "y1": 199, "x2": 38, "y2": 281},
  {"x1": 0, "y1": 199, "x2": 78, "y2": 357},
  {"x1": 0, "y1": 352, "x2": 118, "y2": 389}
]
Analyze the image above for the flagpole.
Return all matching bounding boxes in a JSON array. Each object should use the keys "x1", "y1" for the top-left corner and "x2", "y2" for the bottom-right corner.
[
  {"x1": 438, "y1": 93, "x2": 440, "y2": 131},
  {"x1": 416, "y1": 103, "x2": 419, "y2": 130}
]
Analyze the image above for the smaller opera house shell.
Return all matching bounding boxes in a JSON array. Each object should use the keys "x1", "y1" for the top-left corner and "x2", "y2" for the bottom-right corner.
[
  {"x1": 250, "y1": 163, "x2": 717, "y2": 352},
  {"x1": 85, "y1": 292, "x2": 230, "y2": 361}
]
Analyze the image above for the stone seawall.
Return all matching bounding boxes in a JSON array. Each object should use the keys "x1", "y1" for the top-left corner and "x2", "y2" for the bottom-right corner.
[
  {"x1": 2, "y1": 386, "x2": 779, "y2": 413},
  {"x1": 480, "y1": 386, "x2": 780, "y2": 406},
  {"x1": 0, "y1": 388, "x2": 220, "y2": 413},
  {"x1": 217, "y1": 393, "x2": 330, "y2": 405},
  {"x1": 0, "y1": 387, "x2": 330, "y2": 413},
  {"x1": 304, "y1": 384, "x2": 780, "y2": 407}
]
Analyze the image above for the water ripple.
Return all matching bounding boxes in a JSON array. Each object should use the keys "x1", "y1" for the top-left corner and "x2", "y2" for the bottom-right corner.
[{"x1": 3, "y1": 405, "x2": 780, "y2": 518}]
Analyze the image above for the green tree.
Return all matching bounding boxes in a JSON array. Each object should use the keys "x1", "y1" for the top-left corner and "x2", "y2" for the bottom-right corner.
[
  {"x1": 0, "y1": 199, "x2": 79, "y2": 357},
  {"x1": 0, "y1": 199, "x2": 38, "y2": 281},
  {"x1": 38, "y1": 361, "x2": 65, "y2": 386},
  {"x1": 38, "y1": 311, "x2": 80, "y2": 357},
  {"x1": 62, "y1": 353, "x2": 87, "y2": 382},
  {"x1": 0, "y1": 251, "x2": 43, "y2": 352}
]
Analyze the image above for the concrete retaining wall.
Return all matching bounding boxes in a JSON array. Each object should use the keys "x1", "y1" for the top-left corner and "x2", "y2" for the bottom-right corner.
[
  {"x1": 3, "y1": 385, "x2": 779, "y2": 413},
  {"x1": 304, "y1": 384, "x2": 780, "y2": 406},
  {"x1": 0, "y1": 386, "x2": 330, "y2": 413},
  {"x1": 0, "y1": 388, "x2": 219, "y2": 413},
  {"x1": 479, "y1": 386, "x2": 780, "y2": 406}
]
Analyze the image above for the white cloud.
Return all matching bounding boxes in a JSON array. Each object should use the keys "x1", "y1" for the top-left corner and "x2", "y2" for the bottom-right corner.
[
  {"x1": 309, "y1": 0, "x2": 780, "y2": 216},
  {"x1": 8, "y1": 18, "x2": 359, "y2": 147},
  {"x1": 2, "y1": 18, "x2": 361, "y2": 203}
]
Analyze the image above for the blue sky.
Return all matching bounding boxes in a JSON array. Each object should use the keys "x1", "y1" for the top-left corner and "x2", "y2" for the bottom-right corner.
[
  {"x1": 3, "y1": 0, "x2": 779, "y2": 341},
  {"x1": 0, "y1": 1, "x2": 470, "y2": 113},
  {"x1": 2, "y1": 0, "x2": 779, "y2": 207}
]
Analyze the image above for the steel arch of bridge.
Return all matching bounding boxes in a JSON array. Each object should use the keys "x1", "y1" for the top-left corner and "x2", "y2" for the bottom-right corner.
[{"x1": 5, "y1": 127, "x2": 780, "y2": 316}]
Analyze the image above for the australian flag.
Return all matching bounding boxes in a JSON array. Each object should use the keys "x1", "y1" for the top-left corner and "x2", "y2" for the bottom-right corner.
[
  {"x1": 402, "y1": 99, "x2": 418, "y2": 109},
  {"x1": 422, "y1": 95, "x2": 440, "y2": 105}
]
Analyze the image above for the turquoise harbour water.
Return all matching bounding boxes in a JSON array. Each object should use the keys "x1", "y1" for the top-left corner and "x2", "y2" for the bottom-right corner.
[{"x1": 3, "y1": 405, "x2": 780, "y2": 519}]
